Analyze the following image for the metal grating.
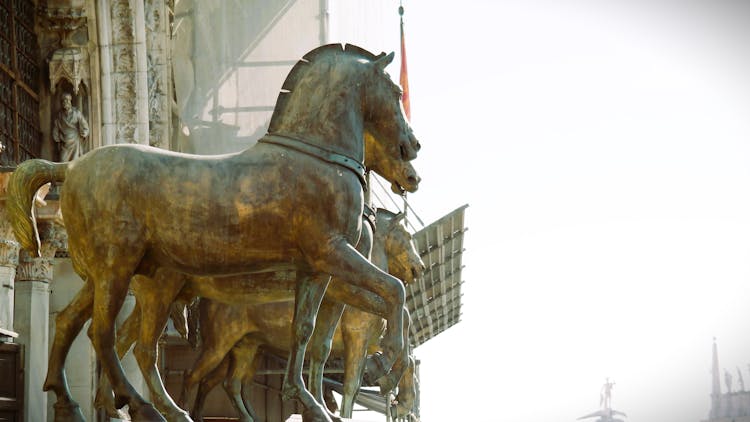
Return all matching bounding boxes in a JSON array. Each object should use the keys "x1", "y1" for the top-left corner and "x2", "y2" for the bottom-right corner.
[
  {"x1": 0, "y1": 0, "x2": 40, "y2": 166},
  {"x1": 406, "y1": 204, "x2": 468, "y2": 348}
]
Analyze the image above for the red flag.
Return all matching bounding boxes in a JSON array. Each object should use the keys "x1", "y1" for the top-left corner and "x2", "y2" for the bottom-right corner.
[{"x1": 399, "y1": 5, "x2": 411, "y2": 121}]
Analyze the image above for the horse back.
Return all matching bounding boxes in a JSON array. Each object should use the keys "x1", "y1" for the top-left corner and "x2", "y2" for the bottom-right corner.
[{"x1": 61, "y1": 143, "x2": 365, "y2": 275}]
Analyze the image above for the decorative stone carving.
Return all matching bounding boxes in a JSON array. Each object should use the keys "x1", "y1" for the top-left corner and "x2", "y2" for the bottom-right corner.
[
  {"x1": 49, "y1": 48, "x2": 87, "y2": 95},
  {"x1": 38, "y1": 4, "x2": 87, "y2": 48},
  {"x1": 111, "y1": 1, "x2": 136, "y2": 44},
  {"x1": 109, "y1": 0, "x2": 140, "y2": 145},
  {"x1": 16, "y1": 253, "x2": 53, "y2": 283},
  {"x1": 16, "y1": 222, "x2": 65, "y2": 283},
  {"x1": 0, "y1": 238, "x2": 20, "y2": 268},
  {"x1": 145, "y1": 0, "x2": 170, "y2": 148}
]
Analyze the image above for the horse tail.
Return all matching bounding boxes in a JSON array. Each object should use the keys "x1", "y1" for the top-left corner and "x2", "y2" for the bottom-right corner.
[{"x1": 7, "y1": 159, "x2": 67, "y2": 257}]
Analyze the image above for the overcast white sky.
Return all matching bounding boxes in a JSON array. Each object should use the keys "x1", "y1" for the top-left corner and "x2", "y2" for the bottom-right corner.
[{"x1": 392, "y1": 1, "x2": 750, "y2": 421}]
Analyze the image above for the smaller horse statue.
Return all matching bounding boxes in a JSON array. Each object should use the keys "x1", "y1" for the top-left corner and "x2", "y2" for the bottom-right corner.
[
  {"x1": 93, "y1": 206, "x2": 419, "y2": 421},
  {"x1": 185, "y1": 208, "x2": 423, "y2": 421}
]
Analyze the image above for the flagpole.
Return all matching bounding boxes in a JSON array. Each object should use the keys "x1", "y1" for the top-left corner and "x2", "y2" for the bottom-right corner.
[{"x1": 399, "y1": 1, "x2": 410, "y2": 121}]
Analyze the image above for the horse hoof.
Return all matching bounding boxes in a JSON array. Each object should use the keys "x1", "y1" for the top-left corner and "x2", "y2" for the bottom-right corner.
[
  {"x1": 165, "y1": 409, "x2": 193, "y2": 422},
  {"x1": 363, "y1": 352, "x2": 389, "y2": 385},
  {"x1": 301, "y1": 405, "x2": 333, "y2": 422},
  {"x1": 53, "y1": 401, "x2": 86, "y2": 422},
  {"x1": 129, "y1": 403, "x2": 168, "y2": 422},
  {"x1": 378, "y1": 364, "x2": 406, "y2": 394}
]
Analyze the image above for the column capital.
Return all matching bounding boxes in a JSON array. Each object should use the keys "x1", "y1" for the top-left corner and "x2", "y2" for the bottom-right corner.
[{"x1": 16, "y1": 222, "x2": 65, "y2": 284}]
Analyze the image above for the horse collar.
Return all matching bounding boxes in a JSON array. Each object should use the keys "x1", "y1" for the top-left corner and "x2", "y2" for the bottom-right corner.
[{"x1": 260, "y1": 133, "x2": 367, "y2": 188}]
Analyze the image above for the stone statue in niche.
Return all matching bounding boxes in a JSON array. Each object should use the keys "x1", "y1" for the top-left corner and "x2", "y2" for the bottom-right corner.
[{"x1": 52, "y1": 92, "x2": 89, "y2": 162}]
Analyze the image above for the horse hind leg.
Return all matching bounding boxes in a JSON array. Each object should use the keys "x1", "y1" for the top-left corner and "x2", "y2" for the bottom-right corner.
[
  {"x1": 192, "y1": 356, "x2": 229, "y2": 420},
  {"x1": 224, "y1": 339, "x2": 262, "y2": 422},
  {"x1": 239, "y1": 348, "x2": 263, "y2": 422},
  {"x1": 131, "y1": 272, "x2": 191, "y2": 421},
  {"x1": 45, "y1": 278, "x2": 93, "y2": 422},
  {"x1": 180, "y1": 318, "x2": 247, "y2": 414},
  {"x1": 307, "y1": 297, "x2": 345, "y2": 409},
  {"x1": 89, "y1": 263, "x2": 163, "y2": 421},
  {"x1": 93, "y1": 299, "x2": 141, "y2": 419}
]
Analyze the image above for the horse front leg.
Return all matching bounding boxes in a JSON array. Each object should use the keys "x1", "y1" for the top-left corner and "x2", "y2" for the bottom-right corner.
[
  {"x1": 281, "y1": 272, "x2": 337, "y2": 422},
  {"x1": 307, "y1": 297, "x2": 345, "y2": 411},
  {"x1": 313, "y1": 240, "x2": 406, "y2": 384},
  {"x1": 374, "y1": 306, "x2": 412, "y2": 393},
  {"x1": 45, "y1": 280, "x2": 93, "y2": 422}
]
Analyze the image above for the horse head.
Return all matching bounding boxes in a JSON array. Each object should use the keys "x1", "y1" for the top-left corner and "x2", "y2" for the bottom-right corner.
[
  {"x1": 365, "y1": 131, "x2": 420, "y2": 193},
  {"x1": 267, "y1": 44, "x2": 420, "y2": 193},
  {"x1": 361, "y1": 49, "x2": 421, "y2": 163},
  {"x1": 377, "y1": 209, "x2": 424, "y2": 284}
]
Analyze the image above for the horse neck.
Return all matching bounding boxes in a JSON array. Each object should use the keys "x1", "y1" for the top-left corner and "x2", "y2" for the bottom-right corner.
[
  {"x1": 270, "y1": 74, "x2": 365, "y2": 161},
  {"x1": 370, "y1": 228, "x2": 390, "y2": 272}
]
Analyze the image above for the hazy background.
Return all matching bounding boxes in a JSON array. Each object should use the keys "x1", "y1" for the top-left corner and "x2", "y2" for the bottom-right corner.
[{"x1": 393, "y1": 1, "x2": 750, "y2": 421}]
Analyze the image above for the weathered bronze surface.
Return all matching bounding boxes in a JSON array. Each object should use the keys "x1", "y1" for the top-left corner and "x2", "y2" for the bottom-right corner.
[
  {"x1": 185, "y1": 208, "x2": 423, "y2": 421},
  {"x1": 6, "y1": 44, "x2": 420, "y2": 422}
]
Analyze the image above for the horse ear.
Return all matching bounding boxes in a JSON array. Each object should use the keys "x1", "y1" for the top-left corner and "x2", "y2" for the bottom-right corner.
[
  {"x1": 373, "y1": 52, "x2": 395, "y2": 70},
  {"x1": 393, "y1": 212, "x2": 405, "y2": 224}
]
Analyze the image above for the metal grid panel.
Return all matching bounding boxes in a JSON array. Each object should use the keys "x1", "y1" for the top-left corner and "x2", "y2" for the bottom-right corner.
[{"x1": 406, "y1": 205, "x2": 468, "y2": 348}]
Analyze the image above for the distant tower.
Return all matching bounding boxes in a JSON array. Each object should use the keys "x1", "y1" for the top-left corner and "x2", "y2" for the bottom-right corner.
[
  {"x1": 704, "y1": 338, "x2": 750, "y2": 422},
  {"x1": 710, "y1": 338, "x2": 721, "y2": 418}
]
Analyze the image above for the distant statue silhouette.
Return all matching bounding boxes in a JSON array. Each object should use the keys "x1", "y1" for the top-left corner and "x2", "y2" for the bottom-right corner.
[
  {"x1": 738, "y1": 367, "x2": 745, "y2": 392},
  {"x1": 725, "y1": 369, "x2": 733, "y2": 393},
  {"x1": 600, "y1": 378, "x2": 614, "y2": 409}
]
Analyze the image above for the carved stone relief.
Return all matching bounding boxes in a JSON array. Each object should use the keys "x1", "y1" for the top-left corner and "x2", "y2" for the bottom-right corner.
[
  {"x1": 145, "y1": 0, "x2": 170, "y2": 148},
  {"x1": 110, "y1": 0, "x2": 139, "y2": 145},
  {"x1": 0, "y1": 238, "x2": 20, "y2": 269}
]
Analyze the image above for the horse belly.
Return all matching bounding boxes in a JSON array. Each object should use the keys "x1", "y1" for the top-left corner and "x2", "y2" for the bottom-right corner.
[{"x1": 186, "y1": 271, "x2": 296, "y2": 304}]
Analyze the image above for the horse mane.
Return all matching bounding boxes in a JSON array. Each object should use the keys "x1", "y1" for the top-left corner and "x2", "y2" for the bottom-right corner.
[
  {"x1": 268, "y1": 43, "x2": 383, "y2": 133},
  {"x1": 375, "y1": 208, "x2": 402, "y2": 234}
]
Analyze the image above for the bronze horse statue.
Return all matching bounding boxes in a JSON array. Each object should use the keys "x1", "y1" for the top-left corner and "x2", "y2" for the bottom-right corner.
[
  {"x1": 185, "y1": 208, "x2": 423, "y2": 421},
  {"x1": 7, "y1": 43, "x2": 420, "y2": 422}
]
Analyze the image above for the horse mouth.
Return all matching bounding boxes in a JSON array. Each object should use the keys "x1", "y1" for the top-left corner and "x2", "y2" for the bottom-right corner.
[
  {"x1": 391, "y1": 181, "x2": 406, "y2": 194},
  {"x1": 391, "y1": 177, "x2": 419, "y2": 194}
]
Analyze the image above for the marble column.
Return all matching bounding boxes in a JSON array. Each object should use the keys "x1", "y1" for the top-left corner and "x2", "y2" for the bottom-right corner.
[
  {"x1": 14, "y1": 221, "x2": 65, "y2": 422},
  {"x1": 0, "y1": 173, "x2": 20, "y2": 335},
  {"x1": 0, "y1": 228, "x2": 20, "y2": 335}
]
